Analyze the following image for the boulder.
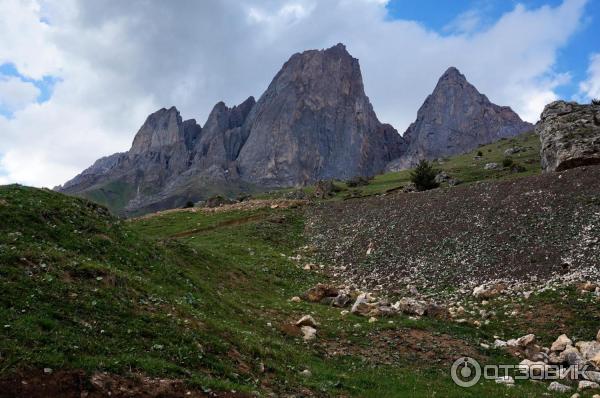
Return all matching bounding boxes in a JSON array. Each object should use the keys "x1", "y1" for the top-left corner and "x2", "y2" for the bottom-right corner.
[
  {"x1": 560, "y1": 346, "x2": 585, "y2": 366},
  {"x1": 537, "y1": 101, "x2": 600, "y2": 172},
  {"x1": 484, "y1": 163, "x2": 500, "y2": 170},
  {"x1": 551, "y1": 334, "x2": 573, "y2": 352},
  {"x1": 516, "y1": 334, "x2": 536, "y2": 348},
  {"x1": 578, "y1": 380, "x2": 600, "y2": 391},
  {"x1": 434, "y1": 171, "x2": 450, "y2": 184},
  {"x1": 351, "y1": 294, "x2": 377, "y2": 316},
  {"x1": 548, "y1": 381, "x2": 572, "y2": 393},
  {"x1": 320, "y1": 293, "x2": 351, "y2": 307},
  {"x1": 576, "y1": 341, "x2": 600, "y2": 361},
  {"x1": 394, "y1": 297, "x2": 427, "y2": 316},
  {"x1": 302, "y1": 284, "x2": 339, "y2": 302},
  {"x1": 586, "y1": 371, "x2": 600, "y2": 383}
]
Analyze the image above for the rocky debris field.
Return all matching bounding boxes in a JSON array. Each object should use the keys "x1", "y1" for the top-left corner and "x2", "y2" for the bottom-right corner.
[
  {"x1": 490, "y1": 329, "x2": 600, "y2": 393},
  {"x1": 305, "y1": 165, "x2": 600, "y2": 301}
]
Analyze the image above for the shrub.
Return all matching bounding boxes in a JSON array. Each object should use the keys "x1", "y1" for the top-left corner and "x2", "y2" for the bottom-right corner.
[
  {"x1": 502, "y1": 157, "x2": 514, "y2": 168},
  {"x1": 592, "y1": 99, "x2": 600, "y2": 106},
  {"x1": 477, "y1": 150, "x2": 483, "y2": 157},
  {"x1": 410, "y1": 160, "x2": 439, "y2": 191},
  {"x1": 183, "y1": 200, "x2": 195, "y2": 209}
]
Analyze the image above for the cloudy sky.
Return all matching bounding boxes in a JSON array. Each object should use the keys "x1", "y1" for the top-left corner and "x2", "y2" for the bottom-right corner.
[{"x1": 0, "y1": 0, "x2": 599, "y2": 188}]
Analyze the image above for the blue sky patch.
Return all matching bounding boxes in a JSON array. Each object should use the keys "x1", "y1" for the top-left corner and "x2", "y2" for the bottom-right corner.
[{"x1": 0, "y1": 63, "x2": 59, "y2": 118}]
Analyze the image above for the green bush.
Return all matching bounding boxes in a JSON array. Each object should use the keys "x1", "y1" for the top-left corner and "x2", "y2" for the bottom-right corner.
[
  {"x1": 592, "y1": 99, "x2": 600, "y2": 106},
  {"x1": 410, "y1": 160, "x2": 439, "y2": 191},
  {"x1": 477, "y1": 150, "x2": 483, "y2": 157},
  {"x1": 502, "y1": 157, "x2": 514, "y2": 168}
]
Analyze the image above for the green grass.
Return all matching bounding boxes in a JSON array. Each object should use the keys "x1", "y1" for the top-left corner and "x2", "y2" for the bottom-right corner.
[{"x1": 0, "y1": 184, "x2": 570, "y2": 396}]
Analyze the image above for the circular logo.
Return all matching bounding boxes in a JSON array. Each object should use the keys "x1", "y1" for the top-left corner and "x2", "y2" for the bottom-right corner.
[{"x1": 451, "y1": 357, "x2": 481, "y2": 387}]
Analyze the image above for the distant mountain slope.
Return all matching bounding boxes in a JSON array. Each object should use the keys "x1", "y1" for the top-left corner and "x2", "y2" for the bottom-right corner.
[
  {"x1": 388, "y1": 67, "x2": 532, "y2": 170},
  {"x1": 57, "y1": 44, "x2": 404, "y2": 216}
]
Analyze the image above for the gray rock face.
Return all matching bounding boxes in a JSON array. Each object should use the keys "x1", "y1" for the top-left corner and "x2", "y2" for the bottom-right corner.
[
  {"x1": 537, "y1": 100, "x2": 600, "y2": 172},
  {"x1": 57, "y1": 44, "x2": 405, "y2": 215},
  {"x1": 388, "y1": 67, "x2": 532, "y2": 170},
  {"x1": 237, "y1": 43, "x2": 405, "y2": 186}
]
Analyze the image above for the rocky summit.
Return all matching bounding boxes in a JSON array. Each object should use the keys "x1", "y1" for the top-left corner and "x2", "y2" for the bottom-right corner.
[
  {"x1": 58, "y1": 44, "x2": 405, "y2": 215},
  {"x1": 387, "y1": 67, "x2": 532, "y2": 170},
  {"x1": 236, "y1": 43, "x2": 404, "y2": 186},
  {"x1": 537, "y1": 100, "x2": 600, "y2": 172}
]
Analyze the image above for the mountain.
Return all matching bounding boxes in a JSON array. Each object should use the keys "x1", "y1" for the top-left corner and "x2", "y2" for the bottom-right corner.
[
  {"x1": 236, "y1": 43, "x2": 404, "y2": 186},
  {"x1": 57, "y1": 44, "x2": 404, "y2": 215},
  {"x1": 387, "y1": 67, "x2": 532, "y2": 170},
  {"x1": 57, "y1": 104, "x2": 256, "y2": 216}
]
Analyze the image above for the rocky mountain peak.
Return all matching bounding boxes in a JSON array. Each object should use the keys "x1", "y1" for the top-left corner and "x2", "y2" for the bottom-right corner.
[
  {"x1": 129, "y1": 106, "x2": 187, "y2": 156},
  {"x1": 387, "y1": 67, "x2": 532, "y2": 170},
  {"x1": 236, "y1": 42, "x2": 404, "y2": 186}
]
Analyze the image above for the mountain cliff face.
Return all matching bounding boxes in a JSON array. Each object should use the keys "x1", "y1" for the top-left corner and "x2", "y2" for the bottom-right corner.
[
  {"x1": 58, "y1": 44, "x2": 404, "y2": 216},
  {"x1": 237, "y1": 43, "x2": 404, "y2": 186},
  {"x1": 387, "y1": 67, "x2": 532, "y2": 170}
]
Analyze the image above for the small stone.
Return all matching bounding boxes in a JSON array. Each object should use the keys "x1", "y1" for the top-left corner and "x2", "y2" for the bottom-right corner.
[
  {"x1": 368, "y1": 317, "x2": 377, "y2": 323},
  {"x1": 548, "y1": 381, "x2": 572, "y2": 393},
  {"x1": 43, "y1": 368, "x2": 53, "y2": 374},
  {"x1": 290, "y1": 296, "x2": 301, "y2": 303},
  {"x1": 300, "y1": 369, "x2": 311, "y2": 377},
  {"x1": 301, "y1": 326, "x2": 317, "y2": 341},
  {"x1": 340, "y1": 310, "x2": 350, "y2": 316}
]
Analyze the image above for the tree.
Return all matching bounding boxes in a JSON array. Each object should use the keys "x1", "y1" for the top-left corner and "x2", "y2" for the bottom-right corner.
[
  {"x1": 592, "y1": 99, "x2": 600, "y2": 106},
  {"x1": 410, "y1": 160, "x2": 439, "y2": 191}
]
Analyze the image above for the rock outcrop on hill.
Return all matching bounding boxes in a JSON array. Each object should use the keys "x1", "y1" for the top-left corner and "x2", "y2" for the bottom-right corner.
[
  {"x1": 387, "y1": 67, "x2": 532, "y2": 170},
  {"x1": 537, "y1": 100, "x2": 600, "y2": 172},
  {"x1": 58, "y1": 44, "x2": 405, "y2": 215}
]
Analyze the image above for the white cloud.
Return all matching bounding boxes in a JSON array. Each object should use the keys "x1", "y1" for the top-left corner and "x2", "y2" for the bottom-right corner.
[
  {"x1": 444, "y1": 9, "x2": 483, "y2": 35},
  {"x1": 0, "y1": 0, "x2": 589, "y2": 188},
  {"x1": 0, "y1": 76, "x2": 40, "y2": 112},
  {"x1": 579, "y1": 53, "x2": 600, "y2": 100}
]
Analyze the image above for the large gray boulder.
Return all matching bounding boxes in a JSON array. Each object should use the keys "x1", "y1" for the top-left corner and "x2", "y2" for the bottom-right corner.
[
  {"x1": 388, "y1": 67, "x2": 532, "y2": 170},
  {"x1": 537, "y1": 100, "x2": 600, "y2": 172}
]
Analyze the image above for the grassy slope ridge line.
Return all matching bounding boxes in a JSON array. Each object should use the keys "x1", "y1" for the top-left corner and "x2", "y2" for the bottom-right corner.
[{"x1": 0, "y1": 185, "x2": 560, "y2": 397}]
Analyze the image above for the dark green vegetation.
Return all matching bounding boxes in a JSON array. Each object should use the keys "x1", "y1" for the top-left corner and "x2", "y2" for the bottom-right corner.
[
  {"x1": 0, "y1": 184, "x2": 572, "y2": 397},
  {"x1": 410, "y1": 160, "x2": 439, "y2": 191},
  {"x1": 592, "y1": 99, "x2": 600, "y2": 106}
]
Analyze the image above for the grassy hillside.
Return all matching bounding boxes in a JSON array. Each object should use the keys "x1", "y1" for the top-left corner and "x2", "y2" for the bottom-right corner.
[{"x1": 0, "y1": 184, "x2": 562, "y2": 397}]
